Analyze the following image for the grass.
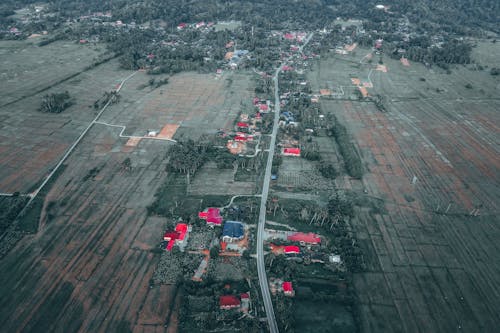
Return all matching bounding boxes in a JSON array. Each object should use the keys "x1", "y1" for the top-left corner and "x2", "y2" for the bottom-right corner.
[{"x1": 18, "y1": 165, "x2": 67, "y2": 233}]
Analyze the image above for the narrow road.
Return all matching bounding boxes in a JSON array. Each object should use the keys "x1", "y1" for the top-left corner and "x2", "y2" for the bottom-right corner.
[{"x1": 256, "y1": 32, "x2": 313, "y2": 333}]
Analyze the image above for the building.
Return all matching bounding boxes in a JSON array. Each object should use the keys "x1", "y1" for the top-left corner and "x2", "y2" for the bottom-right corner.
[
  {"x1": 284, "y1": 245, "x2": 300, "y2": 255},
  {"x1": 287, "y1": 232, "x2": 321, "y2": 245},
  {"x1": 199, "y1": 207, "x2": 223, "y2": 226},
  {"x1": 219, "y1": 295, "x2": 241, "y2": 309},
  {"x1": 282, "y1": 147, "x2": 301, "y2": 156},
  {"x1": 163, "y1": 223, "x2": 189, "y2": 251},
  {"x1": 282, "y1": 282, "x2": 295, "y2": 296},
  {"x1": 222, "y1": 221, "x2": 245, "y2": 243}
]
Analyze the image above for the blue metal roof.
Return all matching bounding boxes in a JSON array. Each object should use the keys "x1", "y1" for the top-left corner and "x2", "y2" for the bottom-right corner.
[{"x1": 222, "y1": 221, "x2": 244, "y2": 238}]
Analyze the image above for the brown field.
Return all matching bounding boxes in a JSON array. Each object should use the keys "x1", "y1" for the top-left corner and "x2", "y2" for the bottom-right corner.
[
  {"x1": 0, "y1": 64, "x2": 250, "y2": 332},
  {"x1": 311, "y1": 49, "x2": 500, "y2": 332},
  {"x1": 0, "y1": 41, "x2": 130, "y2": 194}
]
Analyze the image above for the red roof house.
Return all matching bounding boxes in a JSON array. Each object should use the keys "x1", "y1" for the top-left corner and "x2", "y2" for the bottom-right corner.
[
  {"x1": 177, "y1": 23, "x2": 187, "y2": 30},
  {"x1": 234, "y1": 135, "x2": 248, "y2": 142},
  {"x1": 282, "y1": 65, "x2": 294, "y2": 71},
  {"x1": 253, "y1": 97, "x2": 260, "y2": 105},
  {"x1": 219, "y1": 295, "x2": 241, "y2": 309},
  {"x1": 282, "y1": 282, "x2": 295, "y2": 296},
  {"x1": 259, "y1": 104, "x2": 269, "y2": 112},
  {"x1": 287, "y1": 232, "x2": 321, "y2": 245},
  {"x1": 284, "y1": 33, "x2": 295, "y2": 40},
  {"x1": 163, "y1": 223, "x2": 189, "y2": 251},
  {"x1": 237, "y1": 122, "x2": 249, "y2": 128},
  {"x1": 282, "y1": 148, "x2": 301, "y2": 156},
  {"x1": 284, "y1": 245, "x2": 300, "y2": 254},
  {"x1": 199, "y1": 208, "x2": 223, "y2": 226}
]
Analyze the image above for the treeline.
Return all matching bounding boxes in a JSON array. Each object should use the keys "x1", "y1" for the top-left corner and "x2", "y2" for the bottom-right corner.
[
  {"x1": 390, "y1": 40, "x2": 473, "y2": 68},
  {"x1": 0, "y1": 195, "x2": 28, "y2": 235},
  {"x1": 326, "y1": 115, "x2": 363, "y2": 179}
]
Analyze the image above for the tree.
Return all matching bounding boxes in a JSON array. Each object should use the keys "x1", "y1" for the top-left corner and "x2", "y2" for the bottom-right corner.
[
  {"x1": 39, "y1": 91, "x2": 73, "y2": 113},
  {"x1": 210, "y1": 245, "x2": 220, "y2": 258}
]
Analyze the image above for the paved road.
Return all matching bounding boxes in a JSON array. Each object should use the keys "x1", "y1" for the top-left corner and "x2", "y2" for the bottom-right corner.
[{"x1": 256, "y1": 33, "x2": 313, "y2": 333}]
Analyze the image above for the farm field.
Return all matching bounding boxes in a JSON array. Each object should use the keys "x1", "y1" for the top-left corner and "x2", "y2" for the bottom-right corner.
[
  {"x1": 0, "y1": 40, "x2": 107, "y2": 106},
  {"x1": 0, "y1": 40, "x2": 129, "y2": 194},
  {"x1": 0, "y1": 65, "x2": 252, "y2": 332},
  {"x1": 310, "y1": 48, "x2": 500, "y2": 331}
]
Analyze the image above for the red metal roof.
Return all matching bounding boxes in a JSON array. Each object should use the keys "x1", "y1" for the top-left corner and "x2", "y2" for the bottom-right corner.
[
  {"x1": 175, "y1": 223, "x2": 188, "y2": 240},
  {"x1": 219, "y1": 295, "x2": 241, "y2": 308},
  {"x1": 284, "y1": 245, "x2": 300, "y2": 254},
  {"x1": 163, "y1": 231, "x2": 178, "y2": 241},
  {"x1": 282, "y1": 282, "x2": 293, "y2": 292},
  {"x1": 240, "y1": 293, "x2": 249, "y2": 299},
  {"x1": 237, "y1": 122, "x2": 249, "y2": 128},
  {"x1": 283, "y1": 148, "x2": 301, "y2": 155},
  {"x1": 259, "y1": 104, "x2": 269, "y2": 111},
  {"x1": 207, "y1": 208, "x2": 223, "y2": 225},
  {"x1": 166, "y1": 240, "x2": 175, "y2": 251},
  {"x1": 287, "y1": 232, "x2": 321, "y2": 244},
  {"x1": 234, "y1": 135, "x2": 248, "y2": 142}
]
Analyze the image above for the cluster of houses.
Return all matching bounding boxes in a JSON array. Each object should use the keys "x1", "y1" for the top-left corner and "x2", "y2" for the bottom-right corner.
[
  {"x1": 199, "y1": 207, "x2": 247, "y2": 253},
  {"x1": 225, "y1": 97, "x2": 271, "y2": 155}
]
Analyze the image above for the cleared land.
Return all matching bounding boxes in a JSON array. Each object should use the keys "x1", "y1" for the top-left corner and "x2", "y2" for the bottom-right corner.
[
  {"x1": 0, "y1": 56, "x2": 251, "y2": 332},
  {"x1": 310, "y1": 48, "x2": 500, "y2": 332},
  {"x1": 0, "y1": 40, "x2": 127, "y2": 194}
]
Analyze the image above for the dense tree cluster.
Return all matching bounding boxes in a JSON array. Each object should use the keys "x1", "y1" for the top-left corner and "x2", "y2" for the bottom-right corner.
[{"x1": 39, "y1": 91, "x2": 73, "y2": 113}]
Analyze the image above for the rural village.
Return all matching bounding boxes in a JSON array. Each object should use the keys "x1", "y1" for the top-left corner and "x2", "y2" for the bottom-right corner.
[{"x1": 0, "y1": 1, "x2": 499, "y2": 333}]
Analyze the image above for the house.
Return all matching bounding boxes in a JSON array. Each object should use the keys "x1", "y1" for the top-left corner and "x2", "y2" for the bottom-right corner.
[
  {"x1": 282, "y1": 65, "x2": 293, "y2": 71},
  {"x1": 287, "y1": 232, "x2": 321, "y2": 245},
  {"x1": 282, "y1": 148, "x2": 301, "y2": 156},
  {"x1": 198, "y1": 208, "x2": 223, "y2": 226},
  {"x1": 258, "y1": 104, "x2": 269, "y2": 112},
  {"x1": 282, "y1": 282, "x2": 295, "y2": 296},
  {"x1": 177, "y1": 23, "x2": 187, "y2": 30},
  {"x1": 195, "y1": 21, "x2": 205, "y2": 29},
  {"x1": 219, "y1": 295, "x2": 241, "y2": 309},
  {"x1": 284, "y1": 245, "x2": 300, "y2": 255},
  {"x1": 237, "y1": 122, "x2": 249, "y2": 129},
  {"x1": 222, "y1": 221, "x2": 245, "y2": 243},
  {"x1": 163, "y1": 223, "x2": 189, "y2": 251}
]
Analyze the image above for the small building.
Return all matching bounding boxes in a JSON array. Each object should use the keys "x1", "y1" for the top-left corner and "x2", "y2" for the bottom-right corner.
[
  {"x1": 284, "y1": 245, "x2": 300, "y2": 255},
  {"x1": 219, "y1": 295, "x2": 241, "y2": 309},
  {"x1": 236, "y1": 122, "x2": 249, "y2": 129},
  {"x1": 329, "y1": 254, "x2": 342, "y2": 264},
  {"x1": 259, "y1": 104, "x2": 269, "y2": 112},
  {"x1": 198, "y1": 207, "x2": 223, "y2": 227},
  {"x1": 287, "y1": 232, "x2": 321, "y2": 245},
  {"x1": 240, "y1": 293, "x2": 250, "y2": 312},
  {"x1": 222, "y1": 221, "x2": 245, "y2": 243},
  {"x1": 282, "y1": 282, "x2": 295, "y2": 296},
  {"x1": 282, "y1": 148, "x2": 301, "y2": 157},
  {"x1": 177, "y1": 23, "x2": 187, "y2": 30}
]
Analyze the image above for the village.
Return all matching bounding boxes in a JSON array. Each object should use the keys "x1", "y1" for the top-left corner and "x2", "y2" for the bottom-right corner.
[
  {"x1": 145, "y1": 27, "x2": 366, "y2": 332},
  {"x1": 2, "y1": 1, "x2": 498, "y2": 333}
]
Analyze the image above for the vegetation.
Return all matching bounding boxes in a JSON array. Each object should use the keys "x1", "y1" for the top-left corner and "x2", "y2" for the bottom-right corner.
[
  {"x1": 39, "y1": 91, "x2": 73, "y2": 113},
  {"x1": 0, "y1": 195, "x2": 28, "y2": 235},
  {"x1": 327, "y1": 116, "x2": 363, "y2": 179}
]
